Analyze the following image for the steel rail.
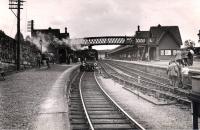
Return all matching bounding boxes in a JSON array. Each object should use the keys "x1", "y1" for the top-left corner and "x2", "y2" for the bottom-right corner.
[
  {"x1": 108, "y1": 61, "x2": 170, "y2": 85},
  {"x1": 101, "y1": 61, "x2": 191, "y2": 106},
  {"x1": 94, "y1": 72, "x2": 146, "y2": 130},
  {"x1": 107, "y1": 61, "x2": 190, "y2": 95},
  {"x1": 79, "y1": 72, "x2": 95, "y2": 130}
]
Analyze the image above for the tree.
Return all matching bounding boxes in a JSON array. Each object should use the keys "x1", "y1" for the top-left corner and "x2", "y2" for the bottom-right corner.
[{"x1": 184, "y1": 39, "x2": 195, "y2": 49}]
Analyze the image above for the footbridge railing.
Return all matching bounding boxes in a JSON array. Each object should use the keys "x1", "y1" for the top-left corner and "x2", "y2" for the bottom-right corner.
[{"x1": 70, "y1": 36, "x2": 135, "y2": 46}]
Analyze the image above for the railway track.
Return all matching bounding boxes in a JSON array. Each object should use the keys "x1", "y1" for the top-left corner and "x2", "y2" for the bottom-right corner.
[
  {"x1": 69, "y1": 71, "x2": 145, "y2": 130},
  {"x1": 100, "y1": 61, "x2": 191, "y2": 106},
  {"x1": 106, "y1": 61, "x2": 190, "y2": 95}
]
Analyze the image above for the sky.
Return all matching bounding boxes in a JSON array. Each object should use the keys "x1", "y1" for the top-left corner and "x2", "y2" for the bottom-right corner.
[{"x1": 1, "y1": 0, "x2": 200, "y2": 50}]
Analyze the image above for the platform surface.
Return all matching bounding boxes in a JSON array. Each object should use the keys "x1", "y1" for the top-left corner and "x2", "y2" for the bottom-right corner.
[
  {"x1": 109, "y1": 59, "x2": 200, "y2": 73},
  {"x1": 0, "y1": 64, "x2": 79, "y2": 130}
]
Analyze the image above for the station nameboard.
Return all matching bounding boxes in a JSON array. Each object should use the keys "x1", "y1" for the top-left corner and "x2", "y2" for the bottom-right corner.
[{"x1": 135, "y1": 38, "x2": 146, "y2": 43}]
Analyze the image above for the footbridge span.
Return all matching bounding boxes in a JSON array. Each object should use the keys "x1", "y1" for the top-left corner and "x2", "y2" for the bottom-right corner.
[{"x1": 70, "y1": 36, "x2": 135, "y2": 46}]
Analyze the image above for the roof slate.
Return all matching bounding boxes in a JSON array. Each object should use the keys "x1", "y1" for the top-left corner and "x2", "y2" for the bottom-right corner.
[
  {"x1": 150, "y1": 25, "x2": 182, "y2": 45},
  {"x1": 135, "y1": 31, "x2": 149, "y2": 38}
]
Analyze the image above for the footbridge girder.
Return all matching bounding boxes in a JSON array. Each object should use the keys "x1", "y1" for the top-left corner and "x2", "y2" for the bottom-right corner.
[{"x1": 70, "y1": 36, "x2": 134, "y2": 46}]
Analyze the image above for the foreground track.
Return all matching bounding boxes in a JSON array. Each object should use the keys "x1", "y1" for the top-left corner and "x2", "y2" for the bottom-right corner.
[
  {"x1": 79, "y1": 72, "x2": 145, "y2": 130},
  {"x1": 69, "y1": 73, "x2": 89, "y2": 130}
]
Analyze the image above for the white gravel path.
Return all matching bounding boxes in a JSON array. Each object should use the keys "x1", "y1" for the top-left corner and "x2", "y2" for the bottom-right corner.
[{"x1": 97, "y1": 75, "x2": 200, "y2": 130}]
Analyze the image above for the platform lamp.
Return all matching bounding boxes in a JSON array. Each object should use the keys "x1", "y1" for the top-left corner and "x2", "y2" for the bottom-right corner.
[{"x1": 39, "y1": 39, "x2": 42, "y2": 53}]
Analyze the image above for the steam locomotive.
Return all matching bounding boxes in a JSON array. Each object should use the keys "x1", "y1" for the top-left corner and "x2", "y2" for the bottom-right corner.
[{"x1": 80, "y1": 46, "x2": 98, "y2": 71}]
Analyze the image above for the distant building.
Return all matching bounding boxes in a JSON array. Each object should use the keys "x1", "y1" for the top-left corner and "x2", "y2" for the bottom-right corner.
[
  {"x1": 30, "y1": 20, "x2": 73, "y2": 64},
  {"x1": 108, "y1": 24, "x2": 182, "y2": 60},
  {"x1": 30, "y1": 20, "x2": 70, "y2": 39},
  {"x1": 98, "y1": 50, "x2": 111, "y2": 59},
  {"x1": 149, "y1": 24, "x2": 182, "y2": 60}
]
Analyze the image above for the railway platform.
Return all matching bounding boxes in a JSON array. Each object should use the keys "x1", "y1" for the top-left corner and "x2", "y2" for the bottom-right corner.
[
  {"x1": 112, "y1": 59, "x2": 200, "y2": 73},
  {"x1": 0, "y1": 64, "x2": 79, "y2": 130}
]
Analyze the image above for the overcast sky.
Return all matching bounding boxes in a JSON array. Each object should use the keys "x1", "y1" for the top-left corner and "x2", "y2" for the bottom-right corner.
[{"x1": 1, "y1": 0, "x2": 200, "y2": 49}]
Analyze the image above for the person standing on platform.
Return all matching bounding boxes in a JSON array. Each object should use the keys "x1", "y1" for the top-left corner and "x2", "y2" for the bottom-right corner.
[
  {"x1": 175, "y1": 50, "x2": 184, "y2": 66},
  {"x1": 46, "y1": 55, "x2": 50, "y2": 69},
  {"x1": 181, "y1": 66, "x2": 190, "y2": 89},
  {"x1": 36, "y1": 53, "x2": 41, "y2": 68},
  {"x1": 167, "y1": 60, "x2": 180, "y2": 88},
  {"x1": 188, "y1": 50, "x2": 194, "y2": 66},
  {"x1": 182, "y1": 50, "x2": 188, "y2": 66},
  {"x1": 145, "y1": 52, "x2": 149, "y2": 61}
]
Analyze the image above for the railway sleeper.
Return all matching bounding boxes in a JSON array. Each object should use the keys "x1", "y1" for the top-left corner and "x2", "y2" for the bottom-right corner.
[
  {"x1": 107, "y1": 62, "x2": 190, "y2": 98},
  {"x1": 117, "y1": 73, "x2": 189, "y2": 100},
  {"x1": 122, "y1": 78, "x2": 190, "y2": 106},
  {"x1": 93, "y1": 124, "x2": 133, "y2": 130},
  {"x1": 71, "y1": 124, "x2": 89, "y2": 130}
]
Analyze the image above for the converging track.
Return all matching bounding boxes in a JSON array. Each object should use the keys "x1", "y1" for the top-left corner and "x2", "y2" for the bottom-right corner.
[
  {"x1": 100, "y1": 60, "x2": 191, "y2": 106},
  {"x1": 69, "y1": 71, "x2": 145, "y2": 130}
]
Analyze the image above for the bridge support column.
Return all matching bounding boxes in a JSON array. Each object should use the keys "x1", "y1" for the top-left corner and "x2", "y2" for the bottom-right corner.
[
  {"x1": 147, "y1": 46, "x2": 150, "y2": 61},
  {"x1": 137, "y1": 48, "x2": 140, "y2": 61}
]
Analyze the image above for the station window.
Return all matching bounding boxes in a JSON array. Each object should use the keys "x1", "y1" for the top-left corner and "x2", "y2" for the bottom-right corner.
[
  {"x1": 160, "y1": 50, "x2": 164, "y2": 55},
  {"x1": 160, "y1": 50, "x2": 172, "y2": 56},
  {"x1": 164, "y1": 50, "x2": 171, "y2": 55}
]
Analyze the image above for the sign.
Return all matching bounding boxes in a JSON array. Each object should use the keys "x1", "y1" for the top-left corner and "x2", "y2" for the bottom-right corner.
[{"x1": 136, "y1": 38, "x2": 145, "y2": 43}]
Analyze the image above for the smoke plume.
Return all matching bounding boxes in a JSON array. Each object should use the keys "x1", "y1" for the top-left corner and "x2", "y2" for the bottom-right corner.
[{"x1": 28, "y1": 32, "x2": 87, "y2": 52}]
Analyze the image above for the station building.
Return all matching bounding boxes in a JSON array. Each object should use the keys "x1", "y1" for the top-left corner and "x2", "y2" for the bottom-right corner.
[
  {"x1": 108, "y1": 24, "x2": 182, "y2": 61},
  {"x1": 30, "y1": 20, "x2": 73, "y2": 64}
]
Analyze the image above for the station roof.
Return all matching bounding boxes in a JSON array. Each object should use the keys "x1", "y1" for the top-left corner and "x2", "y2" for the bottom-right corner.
[
  {"x1": 150, "y1": 25, "x2": 182, "y2": 45},
  {"x1": 135, "y1": 31, "x2": 150, "y2": 38}
]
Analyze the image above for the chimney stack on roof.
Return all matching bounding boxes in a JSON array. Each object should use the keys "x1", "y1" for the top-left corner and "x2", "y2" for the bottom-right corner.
[
  {"x1": 138, "y1": 25, "x2": 140, "y2": 31},
  {"x1": 65, "y1": 27, "x2": 68, "y2": 33}
]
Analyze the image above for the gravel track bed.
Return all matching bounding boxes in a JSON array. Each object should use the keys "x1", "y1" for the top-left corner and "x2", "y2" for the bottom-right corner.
[{"x1": 97, "y1": 75, "x2": 200, "y2": 130}]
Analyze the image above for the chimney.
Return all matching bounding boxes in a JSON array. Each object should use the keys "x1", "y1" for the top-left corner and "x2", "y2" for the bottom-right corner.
[
  {"x1": 65, "y1": 27, "x2": 68, "y2": 33},
  {"x1": 31, "y1": 20, "x2": 34, "y2": 31},
  {"x1": 137, "y1": 25, "x2": 140, "y2": 31}
]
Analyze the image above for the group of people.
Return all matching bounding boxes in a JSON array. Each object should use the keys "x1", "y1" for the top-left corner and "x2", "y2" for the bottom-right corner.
[
  {"x1": 166, "y1": 49, "x2": 194, "y2": 88},
  {"x1": 175, "y1": 49, "x2": 194, "y2": 67},
  {"x1": 36, "y1": 53, "x2": 50, "y2": 69},
  {"x1": 167, "y1": 59, "x2": 190, "y2": 89}
]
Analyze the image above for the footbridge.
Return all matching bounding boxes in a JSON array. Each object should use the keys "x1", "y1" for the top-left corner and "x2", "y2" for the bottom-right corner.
[{"x1": 70, "y1": 36, "x2": 135, "y2": 46}]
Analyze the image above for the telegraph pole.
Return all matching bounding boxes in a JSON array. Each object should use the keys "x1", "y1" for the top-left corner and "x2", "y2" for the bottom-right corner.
[{"x1": 9, "y1": 0, "x2": 25, "y2": 71}]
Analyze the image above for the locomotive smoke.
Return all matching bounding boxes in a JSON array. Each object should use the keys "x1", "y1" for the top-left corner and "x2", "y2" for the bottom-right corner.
[
  {"x1": 63, "y1": 38, "x2": 87, "y2": 50},
  {"x1": 28, "y1": 32, "x2": 87, "y2": 52}
]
